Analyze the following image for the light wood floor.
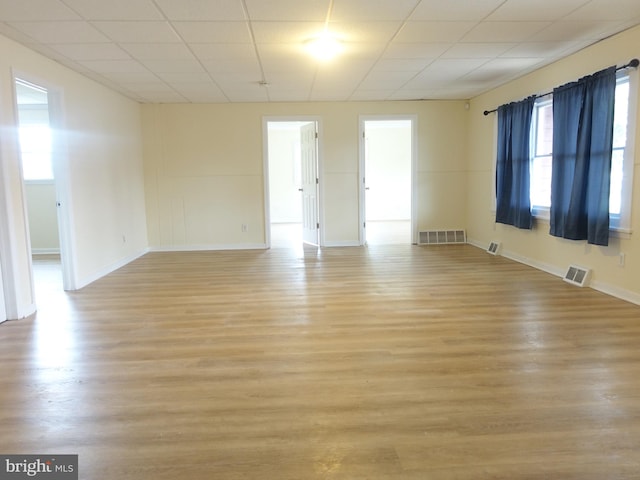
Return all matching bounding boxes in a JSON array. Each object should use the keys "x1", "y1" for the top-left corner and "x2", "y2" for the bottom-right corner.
[{"x1": 2, "y1": 245, "x2": 640, "y2": 479}]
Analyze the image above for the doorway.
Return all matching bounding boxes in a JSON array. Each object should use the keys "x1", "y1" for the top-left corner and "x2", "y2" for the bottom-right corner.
[
  {"x1": 265, "y1": 119, "x2": 321, "y2": 249},
  {"x1": 360, "y1": 117, "x2": 415, "y2": 245},
  {"x1": 15, "y1": 78, "x2": 65, "y2": 299}
]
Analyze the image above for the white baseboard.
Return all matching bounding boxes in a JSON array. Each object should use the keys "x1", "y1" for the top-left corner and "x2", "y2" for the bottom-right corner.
[
  {"x1": 150, "y1": 243, "x2": 268, "y2": 252},
  {"x1": 323, "y1": 241, "x2": 361, "y2": 247},
  {"x1": 590, "y1": 281, "x2": 640, "y2": 306},
  {"x1": 467, "y1": 237, "x2": 640, "y2": 306},
  {"x1": 75, "y1": 248, "x2": 150, "y2": 290},
  {"x1": 31, "y1": 248, "x2": 61, "y2": 255}
]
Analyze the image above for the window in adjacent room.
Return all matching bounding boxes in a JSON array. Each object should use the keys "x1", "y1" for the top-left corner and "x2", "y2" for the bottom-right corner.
[{"x1": 15, "y1": 79, "x2": 53, "y2": 181}]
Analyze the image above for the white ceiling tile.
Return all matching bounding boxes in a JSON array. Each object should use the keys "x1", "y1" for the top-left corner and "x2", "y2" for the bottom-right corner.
[
  {"x1": 8, "y1": 21, "x2": 110, "y2": 43},
  {"x1": 0, "y1": 0, "x2": 80, "y2": 21},
  {"x1": 48, "y1": 43, "x2": 131, "y2": 60},
  {"x1": 501, "y1": 41, "x2": 583, "y2": 58},
  {"x1": 403, "y1": 58, "x2": 488, "y2": 89},
  {"x1": 171, "y1": 21, "x2": 252, "y2": 43},
  {"x1": 141, "y1": 59, "x2": 205, "y2": 73},
  {"x1": 154, "y1": 0, "x2": 245, "y2": 21},
  {"x1": 461, "y1": 21, "x2": 551, "y2": 42},
  {"x1": 251, "y1": 22, "x2": 325, "y2": 44},
  {"x1": 0, "y1": 0, "x2": 639, "y2": 102},
  {"x1": 331, "y1": 0, "x2": 421, "y2": 21},
  {"x1": 266, "y1": 89, "x2": 312, "y2": 102},
  {"x1": 211, "y1": 72, "x2": 265, "y2": 89},
  {"x1": 349, "y1": 90, "x2": 394, "y2": 100},
  {"x1": 121, "y1": 43, "x2": 195, "y2": 60},
  {"x1": 528, "y1": 21, "x2": 621, "y2": 42},
  {"x1": 261, "y1": 70, "x2": 317, "y2": 89},
  {"x1": 244, "y1": 0, "x2": 328, "y2": 21},
  {"x1": 328, "y1": 21, "x2": 405, "y2": 43},
  {"x1": 359, "y1": 70, "x2": 417, "y2": 89},
  {"x1": 121, "y1": 81, "x2": 176, "y2": 93},
  {"x1": 191, "y1": 43, "x2": 256, "y2": 60},
  {"x1": 410, "y1": 0, "x2": 505, "y2": 21},
  {"x1": 441, "y1": 43, "x2": 515, "y2": 59},
  {"x1": 383, "y1": 43, "x2": 451, "y2": 59},
  {"x1": 223, "y1": 88, "x2": 269, "y2": 102},
  {"x1": 486, "y1": 0, "x2": 589, "y2": 21},
  {"x1": 99, "y1": 71, "x2": 161, "y2": 83},
  {"x1": 78, "y1": 59, "x2": 150, "y2": 73},
  {"x1": 373, "y1": 58, "x2": 432, "y2": 72},
  {"x1": 139, "y1": 91, "x2": 189, "y2": 102},
  {"x1": 62, "y1": 0, "x2": 164, "y2": 20},
  {"x1": 202, "y1": 59, "x2": 261, "y2": 75},
  {"x1": 396, "y1": 22, "x2": 477, "y2": 43},
  {"x1": 461, "y1": 57, "x2": 544, "y2": 82},
  {"x1": 92, "y1": 21, "x2": 182, "y2": 43},
  {"x1": 156, "y1": 72, "x2": 213, "y2": 83},
  {"x1": 564, "y1": 0, "x2": 640, "y2": 21}
]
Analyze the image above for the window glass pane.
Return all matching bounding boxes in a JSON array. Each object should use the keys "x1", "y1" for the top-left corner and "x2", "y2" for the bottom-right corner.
[
  {"x1": 530, "y1": 155, "x2": 552, "y2": 208},
  {"x1": 19, "y1": 124, "x2": 53, "y2": 180},
  {"x1": 613, "y1": 79, "x2": 629, "y2": 149},
  {"x1": 609, "y1": 148, "x2": 624, "y2": 215},
  {"x1": 535, "y1": 102, "x2": 553, "y2": 156}
]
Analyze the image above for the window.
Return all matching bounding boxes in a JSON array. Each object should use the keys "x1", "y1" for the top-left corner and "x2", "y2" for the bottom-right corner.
[
  {"x1": 18, "y1": 124, "x2": 53, "y2": 180},
  {"x1": 529, "y1": 73, "x2": 636, "y2": 231},
  {"x1": 529, "y1": 96, "x2": 553, "y2": 214},
  {"x1": 15, "y1": 79, "x2": 53, "y2": 181}
]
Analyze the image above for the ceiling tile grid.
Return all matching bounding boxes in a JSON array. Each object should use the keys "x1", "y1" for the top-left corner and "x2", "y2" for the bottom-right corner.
[{"x1": 0, "y1": 0, "x2": 639, "y2": 103}]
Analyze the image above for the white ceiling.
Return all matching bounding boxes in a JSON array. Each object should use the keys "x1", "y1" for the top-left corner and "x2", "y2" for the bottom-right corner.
[{"x1": 1, "y1": 0, "x2": 640, "y2": 103}]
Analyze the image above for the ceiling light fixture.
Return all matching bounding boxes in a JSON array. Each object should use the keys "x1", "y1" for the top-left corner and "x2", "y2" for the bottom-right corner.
[{"x1": 306, "y1": 32, "x2": 343, "y2": 62}]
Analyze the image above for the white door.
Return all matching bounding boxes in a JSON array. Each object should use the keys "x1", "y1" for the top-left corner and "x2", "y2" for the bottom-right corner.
[{"x1": 300, "y1": 122, "x2": 319, "y2": 246}]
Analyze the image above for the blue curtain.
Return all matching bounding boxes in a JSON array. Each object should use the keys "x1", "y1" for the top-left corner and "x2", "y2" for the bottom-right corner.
[
  {"x1": 549, "y1": 66, "x2": 617, "y2": 246},
  {"x1": 495, "y1": 96, "x2": 535, "y2": 229}
]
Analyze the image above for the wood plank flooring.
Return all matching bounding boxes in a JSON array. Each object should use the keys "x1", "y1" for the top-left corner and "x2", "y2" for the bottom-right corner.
[{"x1": 2, "y1": 244, "x2": 640, "y2": 479}]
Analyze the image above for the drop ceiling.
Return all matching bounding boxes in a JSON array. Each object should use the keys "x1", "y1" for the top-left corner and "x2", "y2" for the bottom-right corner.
[{"x1": 1, "y1": 0, "x2": 640, "y2": 103}]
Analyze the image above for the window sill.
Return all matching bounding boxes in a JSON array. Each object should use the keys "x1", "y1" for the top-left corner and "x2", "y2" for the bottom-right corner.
[{"x1": 24, "y1": 179, "x2": 55, "y2": 185}]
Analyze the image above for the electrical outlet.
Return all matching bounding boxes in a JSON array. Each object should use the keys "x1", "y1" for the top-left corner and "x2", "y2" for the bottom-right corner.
[
  {"x1": 122, "y1": 235, "x2": 126, "y2": 243},
  {"x1": 241, "y1": 224, "x2": 248, "y2": 233},
  {"x1": 619, "y1": 252, "x2": 626, "y2": 267}
]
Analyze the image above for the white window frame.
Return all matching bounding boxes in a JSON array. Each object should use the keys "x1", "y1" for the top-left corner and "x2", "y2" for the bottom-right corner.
[{"x1": 610, "y1": 69, "x2": 637, "y2": 234}]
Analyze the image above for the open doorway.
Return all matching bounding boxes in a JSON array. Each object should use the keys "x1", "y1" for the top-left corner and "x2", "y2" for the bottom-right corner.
[
  {"x1": 265, "y1": 120, "x2": 320, "y2": 249},
  {"x1": 360, "y1": 117, "x2": 415, "y2": 245},
  {"x1": 15, "y1": 78, "x2": 63, "y2": 299}
]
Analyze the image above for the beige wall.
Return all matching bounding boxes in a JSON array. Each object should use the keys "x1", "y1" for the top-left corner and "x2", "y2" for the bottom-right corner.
[
  {"x1": 142, "y1": 101, "x2": 469, "y2": 249},
  {"x1": 467, "y1": 25, "x2": 640, "y2": 304},
  {"x1": 0, "y1": 34, "x2": 148, "y2": 318}
]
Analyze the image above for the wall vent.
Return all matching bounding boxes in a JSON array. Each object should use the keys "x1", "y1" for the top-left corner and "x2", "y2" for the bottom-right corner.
[
  {"x1": 487, "y1": 241, "x2": 501, "y2": 255},
  {"x1": 418, "y1": 230, "x2": 466, "y2": 245},
  {"x1": 563, "y1": 265, "x2": 591, "y2": 287}
]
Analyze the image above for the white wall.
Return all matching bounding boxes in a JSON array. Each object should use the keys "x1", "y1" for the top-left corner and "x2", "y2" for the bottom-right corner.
[
  {"x1": 0, "y1": 34, "x2": 148, "y2": 318},
  {"x1": 143, "y1": 101, "x2": 469, "y2": 249},
  {"x1": 467, "y1": 25, "x2": 640, "y2": 304},
  {"x1": 25, "y1": 182, "x2": 59, "y2": 253}
]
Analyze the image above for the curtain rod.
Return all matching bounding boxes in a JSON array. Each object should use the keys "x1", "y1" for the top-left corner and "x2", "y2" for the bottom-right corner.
[{"x1": 483, "y1": 58, "x2": 639, "y2": 116}]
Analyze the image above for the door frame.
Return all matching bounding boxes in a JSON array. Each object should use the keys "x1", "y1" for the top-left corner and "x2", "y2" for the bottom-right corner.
[
  {"x1": 10, "y1": 70, "x2": 77, "y2": 293},
  {"x1": 358, "y1": 115, "x2": 418, "y2": 245},
  {"x1": 262, "y1": 116, "x2": 324, "y2": 248}
]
